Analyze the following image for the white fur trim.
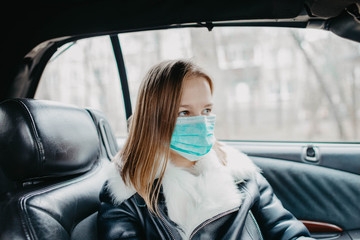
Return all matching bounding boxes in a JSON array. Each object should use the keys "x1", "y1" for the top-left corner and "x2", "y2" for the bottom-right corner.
[
  {"x1": 105, "y1": 144, "x2": 259, "y2": 238},
  {"x1": 221, "y1": 144, "x2": 260, "y2": 182},
  {"x1": 105, "y1": 162, "x2": 136, "y2": 206},
  {"x1": 162, "y1": 145, "x2": 258, "y2": 238}
]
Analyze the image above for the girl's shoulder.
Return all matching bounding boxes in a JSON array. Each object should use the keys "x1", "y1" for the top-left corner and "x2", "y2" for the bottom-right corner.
[{"x1": 100, "y1": 162, "x2": 136, "y2": 206}]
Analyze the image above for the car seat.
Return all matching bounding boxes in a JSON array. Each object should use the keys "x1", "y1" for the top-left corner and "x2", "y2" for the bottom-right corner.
[{"x1": 0, "y1": 98, "x2": 119, "y2": 240}]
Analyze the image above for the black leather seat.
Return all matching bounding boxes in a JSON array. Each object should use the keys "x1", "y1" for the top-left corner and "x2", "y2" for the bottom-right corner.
[{"x1": 0, "y1": 98, "x2": 119, "y2": 240}]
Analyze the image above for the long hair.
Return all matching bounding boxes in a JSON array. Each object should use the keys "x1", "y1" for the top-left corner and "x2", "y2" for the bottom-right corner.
[{"x1": 114, "y1": 59, "x2": 216, "y2": 214}]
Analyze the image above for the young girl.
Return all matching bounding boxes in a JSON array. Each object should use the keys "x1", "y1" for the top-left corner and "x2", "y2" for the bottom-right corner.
[{"x1": 98, "y1": 59, "x2": 313, "y2": 240}]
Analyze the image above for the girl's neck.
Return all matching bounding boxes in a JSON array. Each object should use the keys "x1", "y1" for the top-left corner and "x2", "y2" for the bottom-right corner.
[{"x1": 170, "y1": 151, "x2": 197, "y2": 168}]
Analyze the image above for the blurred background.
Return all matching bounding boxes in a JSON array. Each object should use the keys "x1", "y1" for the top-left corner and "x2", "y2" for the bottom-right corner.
[{"x1": 36, "y1": 27, "x2": 360, "y2": 142}]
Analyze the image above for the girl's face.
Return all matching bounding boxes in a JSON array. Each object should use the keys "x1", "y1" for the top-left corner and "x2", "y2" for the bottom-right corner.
[{"x1": 178, "y1": 76, "x2": 213, "y2": 117}]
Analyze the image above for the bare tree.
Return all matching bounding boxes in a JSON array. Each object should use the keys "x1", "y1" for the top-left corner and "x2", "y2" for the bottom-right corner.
[{"x1": 290, "y1": 31, "x2": 346, "y2": 140}]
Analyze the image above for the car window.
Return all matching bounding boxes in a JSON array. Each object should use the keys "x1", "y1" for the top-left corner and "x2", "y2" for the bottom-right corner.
[
  {"x1": 36, "y1": 27, "x2": 360, "y2": 142},
  {"x1": 119, "y1": 27, "x2": 360, "y2": 142},
  {"x1": 36, "y1": 35, "x2": 127, "y2": 137}
]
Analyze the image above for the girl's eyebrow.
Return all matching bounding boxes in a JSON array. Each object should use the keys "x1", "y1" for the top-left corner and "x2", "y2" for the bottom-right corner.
[
  {"x1": 179, "y1": 103, "x2": 213, "y2": 108},
  {"x1": 179, "y1": 104, "x2": 191, "y2": 108}
]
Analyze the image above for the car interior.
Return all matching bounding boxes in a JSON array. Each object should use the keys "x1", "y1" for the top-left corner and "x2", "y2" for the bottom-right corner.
[
  {"x1": 1, "y1": 0, "x2": 360, "y2": 239},
  {"x1": 0, "y1": 99, "x2": 118, "y2": 239}
]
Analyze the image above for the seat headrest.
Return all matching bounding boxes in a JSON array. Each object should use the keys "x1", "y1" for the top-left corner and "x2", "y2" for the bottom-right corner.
[{"x1": 0, "y1": 99, "x2": 100, "y2": 182}]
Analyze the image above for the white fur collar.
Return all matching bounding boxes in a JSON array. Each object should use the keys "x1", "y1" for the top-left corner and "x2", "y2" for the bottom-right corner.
[
  {"x1": 217, "y1": 144, "x2": 259, "y2": 182},
  {"x1": 105, "y1": 144, "x2": 259, "y2": 232},
  {"x1": 162, "y1": 145, "x2": 258, "y2": 238},
  {"x1": 105, "y1": 164, "x2": 136, "y2": 206}
]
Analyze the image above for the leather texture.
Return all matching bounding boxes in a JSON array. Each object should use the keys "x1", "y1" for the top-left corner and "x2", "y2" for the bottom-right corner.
[
  {"x1": 0, "y1": 160, "x2": 114, "y2": 240},
  {"x1": 86, "y1": 108, "x2": 119, "y2": 160},
  {"x1": 252, "y1": 157, "x2": 360, "y2": 231},
  {"x1": 98, "y1": 172, "x2": 311, "y2": 240},
  {"x1": 0, "y1": 99, "x2": 118, "y2": 240},
  {"x1": 0, "y1": 98, "x2": 100, "y2": 182}
]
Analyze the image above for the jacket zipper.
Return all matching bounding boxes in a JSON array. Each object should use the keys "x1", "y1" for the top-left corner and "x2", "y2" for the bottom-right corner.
[
  {"x1": 189, "y1": 207, "x2": 239, "y2": 240},
  {"x1": 159, "y1": 181, "x2": 246, "y2": 239},
  {"x1": 249, "y1": 210, "x2": 264, "y2": 240},
  {"x1": 158, "y1": 210, "x2": 176, "y2": 240}
]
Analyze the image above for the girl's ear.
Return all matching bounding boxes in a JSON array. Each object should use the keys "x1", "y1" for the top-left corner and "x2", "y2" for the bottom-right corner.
[{"x1": 213, "y1": 141, "x2": 227, "y2": 166}]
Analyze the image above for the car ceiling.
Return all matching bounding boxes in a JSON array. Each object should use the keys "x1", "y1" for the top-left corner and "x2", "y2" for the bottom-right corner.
[{"x1": 1, "y1": 0, "x2": 360, "y2": 101}]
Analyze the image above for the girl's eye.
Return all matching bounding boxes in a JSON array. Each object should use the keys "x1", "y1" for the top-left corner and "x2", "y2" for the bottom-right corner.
[
  {"x1": 178, "y1": 111, "x2": 189, "y2": 117},
  {"x1": 203, "y1": 108, "x2": 212, "y2": 114}
]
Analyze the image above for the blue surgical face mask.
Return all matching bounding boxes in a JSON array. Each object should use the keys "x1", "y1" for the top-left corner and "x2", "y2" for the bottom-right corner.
[{"x1": 170, "y1": 115, "x2": 216, "y2": 161}]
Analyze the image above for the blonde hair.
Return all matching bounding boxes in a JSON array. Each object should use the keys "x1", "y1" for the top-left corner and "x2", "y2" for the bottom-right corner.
[{"x1": 114, "y1": 59, "x2": 225, "y2": 214}]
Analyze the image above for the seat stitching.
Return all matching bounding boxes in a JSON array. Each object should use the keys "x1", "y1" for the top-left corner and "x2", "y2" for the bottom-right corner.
[
  {"x1": 14, "y1": 99, "x2": 45, "y2": 165},
  {"x1": 17, "y1": 160, "x2": 105, "y2": 239}
]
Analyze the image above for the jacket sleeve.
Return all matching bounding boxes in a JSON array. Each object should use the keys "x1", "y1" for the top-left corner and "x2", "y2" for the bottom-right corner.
[
  {"x1": 251, "y1": 173, "x2": 314, "y2": 240},
  {"x1": 97, "y1": 182, "x2": 144, "y2": 240}
]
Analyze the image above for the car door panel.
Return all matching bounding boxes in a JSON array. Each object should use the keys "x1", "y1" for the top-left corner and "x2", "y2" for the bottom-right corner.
[
  {"x1": 225, "y1": 141, "x2": 360, "y2": 239},
  {"x1": 252, "y1": 157, "x2": 360, "y2": 229}
]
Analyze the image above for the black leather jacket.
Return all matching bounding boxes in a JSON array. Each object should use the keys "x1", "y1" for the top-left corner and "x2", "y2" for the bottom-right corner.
[{"x1": 97, "y1": 173, "x2": 312, "y2": 240}]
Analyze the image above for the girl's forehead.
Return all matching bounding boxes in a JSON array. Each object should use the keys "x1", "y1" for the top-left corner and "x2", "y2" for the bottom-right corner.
[
  {"x1": 180, "y1": 77, "x2": 212, "y2": 105},
  {"x1": 182, "y1": 76, "x2": 211, "y2": 91}
]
